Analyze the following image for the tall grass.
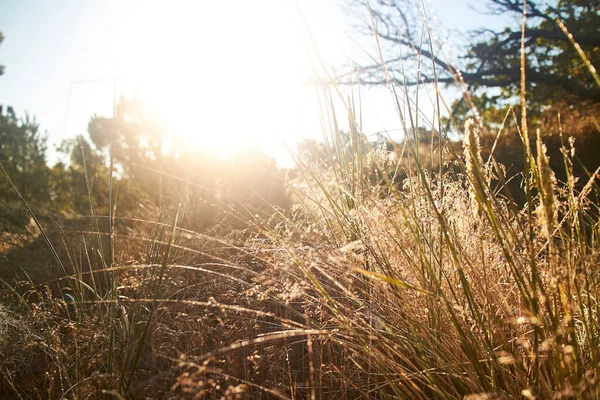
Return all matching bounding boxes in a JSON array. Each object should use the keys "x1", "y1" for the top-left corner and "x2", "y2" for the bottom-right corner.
[{"x1": 1, "y1": 1, "x2": 600, "y2": 399}]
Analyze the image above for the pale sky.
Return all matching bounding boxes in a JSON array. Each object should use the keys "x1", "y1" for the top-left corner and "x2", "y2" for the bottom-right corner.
[{"x1": 0, "y1": 0, "x2": 511, "y2": 166}]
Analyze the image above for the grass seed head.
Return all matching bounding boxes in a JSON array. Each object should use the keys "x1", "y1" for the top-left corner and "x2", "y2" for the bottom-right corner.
[
  {"x1": 463, "y1": 118, "x2": 484, "y2": 216},
  {"x1": 535, "y1": 128, "x2": 557, "y2": 240}
]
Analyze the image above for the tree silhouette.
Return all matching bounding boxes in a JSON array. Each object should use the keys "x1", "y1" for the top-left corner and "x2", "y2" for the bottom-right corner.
[
  {"x1": 86, "y1": 98, "x2": 289, "y2": 231},
  {"x1": 56, "y1": 135, "x2": 114, "y2": 215},
  {"x1": 343, "y1": 0, "x2": 600, "y2": 128},
  {"x1": 0, "y1": 107, "x2": 50, "y2": 205}
]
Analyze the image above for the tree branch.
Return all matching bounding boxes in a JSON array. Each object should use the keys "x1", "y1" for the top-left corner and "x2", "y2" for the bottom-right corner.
[{"x1": 474, "y1": 27, "x2": 600, "y2": 48}]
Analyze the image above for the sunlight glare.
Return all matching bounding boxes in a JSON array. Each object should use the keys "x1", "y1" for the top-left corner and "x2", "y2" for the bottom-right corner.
[{"x1": 107, "y1": 0, "x2": 336, "y2": 162}]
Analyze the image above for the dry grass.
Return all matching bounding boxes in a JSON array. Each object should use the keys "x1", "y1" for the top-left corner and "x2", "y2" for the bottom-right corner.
[
  {"x1": 1, "y1": 114, "x2": 599, "y2": 398},
  {"x1": 1, "y1": 2, "x2": 600, "y2": 399}
]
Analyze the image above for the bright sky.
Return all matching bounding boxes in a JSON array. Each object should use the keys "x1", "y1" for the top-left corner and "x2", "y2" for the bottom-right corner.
[{"x1": 0, "y1": 0, "x2": 511, "y2": 166}]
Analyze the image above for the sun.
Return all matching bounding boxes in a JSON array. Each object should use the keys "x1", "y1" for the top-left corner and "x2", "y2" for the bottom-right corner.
[{"x1": 107, "y1": 0, "x2": 331, "y2": 163}]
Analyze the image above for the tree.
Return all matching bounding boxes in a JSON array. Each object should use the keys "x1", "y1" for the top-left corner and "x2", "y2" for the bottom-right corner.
[
  {"x1": 48, "y1": 161, "x2": 72, "y2": 211},
  {"x1": 343, "y1": 0, "x2": 600, "y2": 129},
  {"x1": 56, "y1": 135, "x2": 114, "y2": 215},
  {"x1": 87, "y1": 98, "x2": 289, "y2": 231},
  {"x1": 0, "y1": 106, "x2": 51, "y2": 205}
]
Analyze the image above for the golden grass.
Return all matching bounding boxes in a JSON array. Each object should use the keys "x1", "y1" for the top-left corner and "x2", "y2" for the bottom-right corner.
[{"x1": 1, "y1": 3, "x2": 599, "y2": 398}]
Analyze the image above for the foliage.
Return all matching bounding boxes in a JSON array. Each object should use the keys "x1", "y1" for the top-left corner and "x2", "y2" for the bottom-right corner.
[
  {"x1": 343, "y1": 0, "x2": 600, "y2": 131},
  {"x1": 55, "y1": 135, "x2": 115, "y2": 215},
  {"x1": 0, "y1": 106, "x2": 51, "y2": 206},
  {"x1": 87, "y1": 98, "x2": 290, "y2": 231}
]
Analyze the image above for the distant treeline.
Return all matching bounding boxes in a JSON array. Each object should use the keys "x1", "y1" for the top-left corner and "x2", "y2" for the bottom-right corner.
[{"x1": 0, "y1": 101, "x2": 289, "y2": 234}]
